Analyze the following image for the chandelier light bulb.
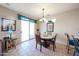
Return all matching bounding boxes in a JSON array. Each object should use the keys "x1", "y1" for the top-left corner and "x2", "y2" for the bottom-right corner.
[{"x1": 52, "y1": 18, "x2": 56, "y2": 23}]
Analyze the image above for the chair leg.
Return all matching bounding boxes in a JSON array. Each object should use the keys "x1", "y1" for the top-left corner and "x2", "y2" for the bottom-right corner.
[
  {"x1": 66, "y1": 44, "x2": 68, "y2": 49},
  {"x1": 36, "y1": 43, "x2": 37, "y2": 49},
  {"x1": 73, "y1": 51, "x2": 75, "y2": 56},
  {"x1": 67, "y1": 46, "x2": 70, "y2": 54},
  {"x1": 52, "y1": 42, "x2": 55, "y2": 51},
  {"x1": 66, "y1": 43, "x2": 70, "y2": 54},
  {"x1": 40, "y1": 44, "x2": 42, "y2": 52},
  {"x1": 55, "y1": 43, "x2": 56, "y2": 48},
  {"x1": 55, "y1": 45, "x2": 56, "y2": 48}
]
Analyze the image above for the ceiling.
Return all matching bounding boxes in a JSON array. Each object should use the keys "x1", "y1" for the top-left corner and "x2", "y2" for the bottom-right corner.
[{"x1": 0, "y1": 3, "x2": 79, "y2": 20}]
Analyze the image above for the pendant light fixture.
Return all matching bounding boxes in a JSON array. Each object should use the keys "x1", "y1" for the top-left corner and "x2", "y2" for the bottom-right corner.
[
  {"x1": 39, "y1": 8, "x2": 56, "y2": 23},
  {"x1": 39, "y1": 8, "x2": 47, "y2": 22}
]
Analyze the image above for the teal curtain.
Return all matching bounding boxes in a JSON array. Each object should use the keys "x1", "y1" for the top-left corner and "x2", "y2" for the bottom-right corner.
[{"x1": 18, "y1": 14, "x2": 36, "y2": 23}]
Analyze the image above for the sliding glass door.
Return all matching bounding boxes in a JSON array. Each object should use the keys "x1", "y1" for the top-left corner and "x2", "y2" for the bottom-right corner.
[
  {"x1": 19, "y1": 15, "x2": 35, "y2": 42},
  {"x1": 21, "y1": 20, "x2": 29, "y2": 42},
  {"x1": 29, "y1": 22, "x2": 35, "y2": 39},
  {"x1": 21, "y1": 20, "x2": 35, "y2": 42}
]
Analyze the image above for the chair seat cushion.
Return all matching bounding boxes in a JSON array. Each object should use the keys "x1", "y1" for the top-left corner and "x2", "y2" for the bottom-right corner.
[
  {"x1": 69, "y1": 40, "x2": 74, "y2": 45},
  {"x1": 69, "y1": 39, "x2": 79, "y2": 46}
]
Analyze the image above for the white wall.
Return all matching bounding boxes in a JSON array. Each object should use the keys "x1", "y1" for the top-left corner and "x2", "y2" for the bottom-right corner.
[
  {"x1": 0, "y1": 6, "x2": 21, "y2": 45},
  {"x1": 40, "y1": 22, "x2": 47, "y2": 35},
  {"x1": 54, "y1": 8, "x2": 79, "y2": 34}
]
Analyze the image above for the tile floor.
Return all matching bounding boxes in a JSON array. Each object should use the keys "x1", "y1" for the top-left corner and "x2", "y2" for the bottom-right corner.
[{"x1": 3, "y1": 39, "x2": 74, "y2": 56}]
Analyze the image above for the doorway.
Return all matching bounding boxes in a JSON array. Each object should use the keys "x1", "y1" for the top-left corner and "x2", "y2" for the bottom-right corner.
[
  {"x1": 21, "y1": 20, "x2": 35, "y2": 42},
  {"x1": 29, "y1": 22, "x2": 35, "y2": 39},
  {"x1": 21, "y1": 20, "x2": 29, "y2": 42}
]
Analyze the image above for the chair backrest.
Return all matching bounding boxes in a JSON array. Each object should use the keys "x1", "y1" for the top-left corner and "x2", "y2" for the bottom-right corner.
[
  {"x1": 35, "y1": 34, "x2": 41, "y2": 44},
  {"x1": 65, "y1": 33, "x2": 70, "y2": 41},
  {"x1": 65, "y1": 33, "x2": 70, "y2": 39},
  {"x1": 72, "y1": 36, "x2": 79, "y2": 48},
  {"x1": 72, "y1": 36, "x2": 79, "y2": 56}
]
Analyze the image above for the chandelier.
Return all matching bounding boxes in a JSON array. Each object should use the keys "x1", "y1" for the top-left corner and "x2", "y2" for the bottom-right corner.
[
  {"x1": 39, "y1": 8, "x2": 48, "y2": 23},
  {"x1": 39, "y1": 8, "x2": 56, "y2": 23}
]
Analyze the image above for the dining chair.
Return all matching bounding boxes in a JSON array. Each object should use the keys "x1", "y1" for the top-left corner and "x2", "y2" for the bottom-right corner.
[
  {"x1": 35, "y1": 34, "x2": 43, "y2": 52},
  {"x1": 72, "y1": 36, "x2": 79, "y2": 56},
  {"x1": 65, "y1": 33, "x2": 75, "y2": 53},
  {"x1": 0, "y1": 40, "x2": 3, "y2": 56},
  {"x1": 49, "y1": 34, "x2": 57, "y2": 51}
]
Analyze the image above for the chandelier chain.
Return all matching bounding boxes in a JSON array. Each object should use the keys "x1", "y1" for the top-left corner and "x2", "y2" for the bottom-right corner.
[{"x1": 42, "y1": 8, "x2": 45, "y2": 18}]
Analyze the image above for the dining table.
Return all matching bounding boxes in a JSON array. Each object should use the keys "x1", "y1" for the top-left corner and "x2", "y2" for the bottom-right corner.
[{"x1": 41, "y1": 34, "x2": 56, "y2": 48}]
